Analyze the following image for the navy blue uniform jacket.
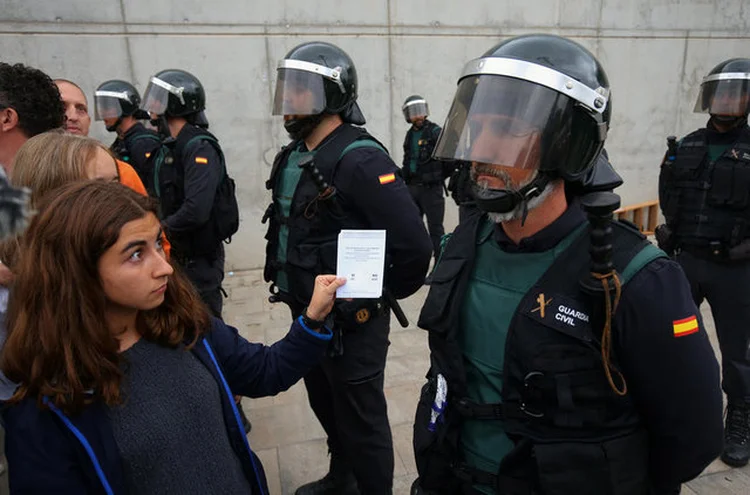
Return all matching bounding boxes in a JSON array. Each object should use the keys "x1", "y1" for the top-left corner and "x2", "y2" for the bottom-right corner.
[{"x1": 2, "y1": 317, "x2": 332, "y2": 495}]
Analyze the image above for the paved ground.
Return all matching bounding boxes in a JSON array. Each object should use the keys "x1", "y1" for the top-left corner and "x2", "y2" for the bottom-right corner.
[{"x1": 222, "y1": 268, "x2": 750, "y2": 495}]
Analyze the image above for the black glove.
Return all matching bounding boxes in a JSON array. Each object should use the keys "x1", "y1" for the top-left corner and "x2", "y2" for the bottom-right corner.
[{"x1": 654, "y1": 224, "x2": 675, "y2": 255}]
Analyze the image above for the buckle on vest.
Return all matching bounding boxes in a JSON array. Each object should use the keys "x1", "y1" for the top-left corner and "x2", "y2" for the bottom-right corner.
[
  {"x1": 454, "y1": 398, "x2": 474, "y2": 418},
  {"x1": 452, "y1": 463, "x2": 498, "y2": 487},
  {"x1": 521, "y1": 372, "x2": 545, "y2": 419},
  {"x1": 454, "y1": 398, "x2": 504, "y2": 420}
]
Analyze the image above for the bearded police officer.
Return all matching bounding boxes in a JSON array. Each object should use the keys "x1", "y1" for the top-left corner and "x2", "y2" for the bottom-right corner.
[
  {"x1": 412, "y1": 34, "x2": 723, "y2": 495},
  {"x1": 401, "y1": 95, "x2": 448, "y2": 257},
  {"x1": 264, "y1": 41, "x2": 431, "y2": 494},
  {"x1": 94, "y1": 79, "x2": 161, "y2": 186},
  {"x1": 658, "y1": 57, "x2": 750, "y2": 467}
]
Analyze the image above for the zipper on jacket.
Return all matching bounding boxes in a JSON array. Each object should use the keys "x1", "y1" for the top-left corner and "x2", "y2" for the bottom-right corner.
[
  {"x1": 44, "y1": 397, "x2": 115, "y2": 495},
  {"x1": 202, "y1": 338, "x2": 267, "y2": 495}
]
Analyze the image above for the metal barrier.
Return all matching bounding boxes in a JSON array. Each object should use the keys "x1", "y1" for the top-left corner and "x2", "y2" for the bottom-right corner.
[{"x1": 615, "y1": 199, "x2": 659, "y2": 235}]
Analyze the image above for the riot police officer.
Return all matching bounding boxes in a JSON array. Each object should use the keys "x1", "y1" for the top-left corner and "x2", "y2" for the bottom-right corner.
[
  {"x1": 140, "y1": 69, "x2": 237, "y2": 318},
  {"x1": 265, "y1": 41, "x2": 431, "y2": 494},
  {"x1": 412, "y1": 34, "x2": 723, "y2": 495},
  {"x1": 401, "y1": 95, "x2": 448, "y2": 256},
  {"x1": 658, "y1": 57, "x2": 750, "y2": 467},
  {"x1": 94, "y1": 79, "x2": 161, "y2": 186}
]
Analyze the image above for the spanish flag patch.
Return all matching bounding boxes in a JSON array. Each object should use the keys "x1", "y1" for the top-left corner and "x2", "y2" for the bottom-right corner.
[
  {"x1": 195, "y1": 157, "x2": 208, "y2": 164},
  {"x1": 378, "y1": 173, "x2": 396, "y2": 185},
  {"x1": 673, "y1": 315, "x2": 699, "y2": 337}
]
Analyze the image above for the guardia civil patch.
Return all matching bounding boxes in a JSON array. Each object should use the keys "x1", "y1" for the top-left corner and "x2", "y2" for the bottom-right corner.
[{"x1": 524, "y1": 291, "x2": 594, "y2": 342}]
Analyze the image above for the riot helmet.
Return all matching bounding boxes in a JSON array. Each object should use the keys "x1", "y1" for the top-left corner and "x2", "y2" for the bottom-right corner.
[
  {"x1": 272, "y1": 41, "x2": 365, "y2": 127},
  {"x1": 94, "y1": 80, "x2": 149, "y2": 132},
  {"x1": 693, "y1": 58, "x2": 750, "y2": 119},
  {"x1": 141, "y1": 69, "x2": 206, "y2": 118},
  {"x1": 402, "y1": 95, "x2": 429, "y2": 123},
  {"x1": 434, "y1": 34, "x2": 611, "y2": 214},
  {"x1": 566, "y1": 148, "x2": 623, "y2": 196}
]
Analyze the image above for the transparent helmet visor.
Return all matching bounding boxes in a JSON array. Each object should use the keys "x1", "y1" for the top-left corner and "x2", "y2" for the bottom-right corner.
[
  {"x1": 140, "y1": 81, "x2": 170, "y2": 116},
  {"x1": 434, "y1": 75, "x2": 574, "y2": 170},
  {"x1": 403, "y1": 101, "x2": 429, "y2": 122},
  {"x1": 272, "y1": 68, "x2": 327, "y2": 116},
  {"x1": 93, "y1": 94, "x2": 123, "y2": 120},
  {"x1": 693, "y1": 78, "x2": 750, "y2": 115}
]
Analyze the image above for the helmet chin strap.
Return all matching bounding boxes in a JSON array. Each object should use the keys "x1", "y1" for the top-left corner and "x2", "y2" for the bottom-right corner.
[
  {"x1": 284, "y1": 114, "x2": 325, "y2": 141},
  {"x1": 150, "y1": 115, "x2": 171, "y2": 139},
  {"x1": 473, "y1": 173, "x2": 552, "y2": 225},
  {"x1": 710, "y1": 114, "x2": 748, "y2": 129},
  {"x1": 106, "y1": 116, "x2": 124, "y2": 133}
]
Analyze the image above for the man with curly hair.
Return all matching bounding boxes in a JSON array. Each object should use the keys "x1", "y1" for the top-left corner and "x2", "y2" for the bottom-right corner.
[{"x1": 0, "y1": 63, "x2": 65, "y2": 172}]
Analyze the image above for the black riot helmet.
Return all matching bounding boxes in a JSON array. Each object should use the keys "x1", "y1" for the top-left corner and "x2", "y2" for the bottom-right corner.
[
  {"x1": 694, "y1": 58, "x2": 750, "y2": 118},
  {"x1": 140, "y1": 69, "x2": 206, "y2": 118},
  {"x1": 94, "y1": 80, "x2": 149, "y2": 122},
  {"x1": 272, "y1": 41, "x2": 365, "y2": 125},
  {"x1": 402, "y1": 95, "x2": 429, "y2": 123},
  {"x1": 434, "y1": 34, "x2": 611, "y2": 214}
]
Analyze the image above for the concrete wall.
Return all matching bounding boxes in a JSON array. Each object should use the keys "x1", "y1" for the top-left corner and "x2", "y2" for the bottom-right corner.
[{"x1": 1, "y1": 0, "x2": 748, "y2": 270}]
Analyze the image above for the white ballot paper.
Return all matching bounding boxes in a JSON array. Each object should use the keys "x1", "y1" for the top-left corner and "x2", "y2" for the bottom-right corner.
[{"x1": 336, "y1": 229, "x2": 386, "y2": 299}]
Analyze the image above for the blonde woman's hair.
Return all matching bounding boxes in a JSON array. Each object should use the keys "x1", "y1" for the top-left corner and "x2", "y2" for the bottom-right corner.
[
  {"x1": 1, "y1": 131, "x2": 114, "y2": 267},
  {"x1": 10, "y1": 130, "x2": 112, "y2": 208}
]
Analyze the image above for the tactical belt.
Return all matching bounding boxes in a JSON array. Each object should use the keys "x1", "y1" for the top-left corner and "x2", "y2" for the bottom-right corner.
[
  {"x1": 678, "y1": 243, "x2": 726, "y2": 260},
  {"x1": 452, "y1": 463, "x2": 533, "y2": 495},
  {"x1": 674, "y1": 180, "x2": 710, "y2": 190},
  {"x1": 406, "y1": 178, "x2": 443, "y2": 187},
  {"x1": 453, "y1": 368, "x2": 612, "y2": 423}
]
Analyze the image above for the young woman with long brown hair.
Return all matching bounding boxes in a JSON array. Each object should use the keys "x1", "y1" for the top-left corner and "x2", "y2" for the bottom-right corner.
[
  {"x1": 1, "y1": 180, "x2": 344, "y2": 494},
  {"x1": 0, "y1": 131, "x2": 172, "y2": 400}
]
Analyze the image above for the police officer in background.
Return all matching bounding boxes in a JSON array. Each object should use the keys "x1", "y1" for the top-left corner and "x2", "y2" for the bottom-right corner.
[
  {"x1": 265, "y1": 41, "x2": 431, "y2": 494},
  {"x1": 140, "y1": 69, "x2": 235, "y2": 318},
  {"x1": 401, "y1": 95, "x2": 448, "y2": 257},
  {"x1": 657, "y1": 57, "x2": 750, "y2": 467},
  {"x1": 412, "y1": 34, "x2": 723, "y2": 495},
  {"x1": 94, "y1": 79, "x2": 161, "y2": 187}
]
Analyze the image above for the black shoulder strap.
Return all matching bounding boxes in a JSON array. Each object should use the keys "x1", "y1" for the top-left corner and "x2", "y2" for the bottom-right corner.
[
  {"x1": 437, "y1": 209, "x2": 485, "y2": 264},
  {"x1": 266, "y1": 125, "x2": 387, "y2": 191},
  {"x1": 130, "y1": 133, "x2": 161, "y2": 144},
  {"x1": 427, "y1": 120, "x2": 441, "y2": 138},
  {"x1": 267, "y1": 140, "x2": 299, "y2": 190},
  {"x1": 679, "y1": 128, "x2": 707, "y2": 149},
  {"x1": 417, "y1": 211, "x2": 486, "y2": 334},
  {"x1": 733, "y1": 126, "x2": 750, "y2": 153},
  {"x1": 609, "y1": 220, "x2": 651, "y2": 273},
  {"x1": 313, "y1": 124, "x2": 374, "y2": 179},
  {"x1": 531, "y1": 219, "x2": 653, "y2": 296}
]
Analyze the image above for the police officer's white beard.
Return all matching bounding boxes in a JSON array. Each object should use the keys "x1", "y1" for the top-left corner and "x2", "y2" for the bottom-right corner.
[{"x1": 473, "y1": 169, "x2": 553, "y2": 224}]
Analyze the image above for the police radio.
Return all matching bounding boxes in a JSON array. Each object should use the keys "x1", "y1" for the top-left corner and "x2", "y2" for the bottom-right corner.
[{"x1": 666, "y1": 135, "x2": 678, "y2": 163}]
